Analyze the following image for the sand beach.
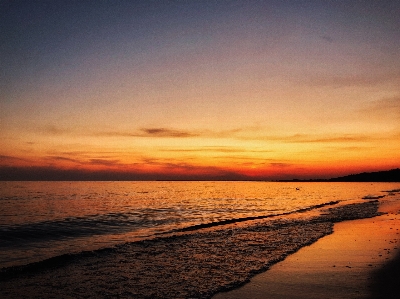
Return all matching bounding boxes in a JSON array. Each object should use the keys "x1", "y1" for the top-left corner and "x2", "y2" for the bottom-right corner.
[{"x1": 213, "y1": 193, "x2": 400, "y2": 299}]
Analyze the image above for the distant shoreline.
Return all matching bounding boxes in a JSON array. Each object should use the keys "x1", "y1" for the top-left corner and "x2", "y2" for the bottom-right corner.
[
  {"x1": 278, "y1": 168, "x2": 400, "y2": 182},
  {"x1": 0, "y1": 168, "x2": 399, "y2": 182}
]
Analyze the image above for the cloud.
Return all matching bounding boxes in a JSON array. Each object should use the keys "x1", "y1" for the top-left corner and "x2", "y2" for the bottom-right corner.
[
  {"x1": 140, "y1": 128, "x2": 198, "y2": 138},
  {"x1": 93, "y1": 125, "x2": 265, "y2": 140},
  {"x1": 293, "y1": 135, "x2": 373, "y2": 143},
  {"x1": 94, "y1": 127, "x2": 199, "y2": 138},
  {"x1": 0, "y1": 155, "x2": 30, "y2": 165},
  {"x1": 45, "y1": 155, "x2": 124, "y2": 168},
  {"x1": 88, "y1": 159, "x2": 121, "y2": 166},
  {"x1": 17, "y1": 122, "x2": 263, "y2": 144},
  {"x1": 35, "y1": 125, "x2": 73, "y2": 135},
  {"x1": 46, "y1": 156, "x2": 80, "y2": 163},
  {"x1": 158, "y1": 146, "x2": 272, "y2": 154},
  {"x1": 0, "y1": 155, "x2": 19, "y2": 161},
  {"x1": 33, "y1": 125, "x2": 197, "y2": 139},
  {"x1": 206, "y1": 126, "x2": 266, "y2": 139},
  {"x1": 57, "y1": 150, "x2": 127, "y2": 158},
  {"x1": 240, "y1": 133, "x2": 376, "y2": 144},
  {"x1": 270, "y1": 162, "x2": 292, "y2": 168},
  {"x1": 301, "y1": 71, "x2": 400, "y2": 88},
  {"x1": 358, "y1": 97, "x2": 400, "y2": 121},
  {"x1": 32, "y1": 123, "x2": 385, "y2": 145}
]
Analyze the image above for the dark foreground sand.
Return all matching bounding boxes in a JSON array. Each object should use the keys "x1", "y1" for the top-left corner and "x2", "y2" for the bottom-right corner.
[{"x1": 213, "y1": 195, "x2": 400, "y2": 299}]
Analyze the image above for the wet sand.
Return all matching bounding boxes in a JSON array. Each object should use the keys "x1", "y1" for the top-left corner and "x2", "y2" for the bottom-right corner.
[{"x1": 213, "y1": 194, "x2": 400, "y2": 299}]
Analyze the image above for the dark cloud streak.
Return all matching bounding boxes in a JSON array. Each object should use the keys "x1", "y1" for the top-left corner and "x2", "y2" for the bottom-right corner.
[
  {"x1": 240, "y1": 133, "x2": 377, "y2": 143},
  {"x1": 158, "y1": 146, "x2": 273, "y2": 154},
  {"x1": 0, "y1": 155, "x2": 30, "y2": 163},
  {"x1": 140, "y1": 128, "x2": 198, "y2": 138}
]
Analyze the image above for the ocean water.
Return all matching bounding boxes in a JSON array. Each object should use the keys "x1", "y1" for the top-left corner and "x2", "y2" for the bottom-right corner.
[{"x1": 1, "y1": 181, "x2": 399, "y2": 298}]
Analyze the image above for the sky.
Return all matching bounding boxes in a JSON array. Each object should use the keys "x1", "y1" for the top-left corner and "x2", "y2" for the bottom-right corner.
[{"x1": 1, "y1": 0, "x2": 399, "y2": 180}]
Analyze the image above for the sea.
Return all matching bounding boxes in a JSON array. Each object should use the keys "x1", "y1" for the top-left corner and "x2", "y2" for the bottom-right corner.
[{"x1": 1, "y1": 181, "x2": 400, "y2": 298}]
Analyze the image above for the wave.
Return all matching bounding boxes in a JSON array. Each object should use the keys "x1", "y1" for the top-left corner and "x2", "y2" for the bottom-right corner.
[
  {"x1": 0, "y1": 200, "x2": 381, "y2": 298},
  {"x1": 1, "y1": 200, "x2": 343, "y2": 275},
  {"x1": 0, "y1": 201, "x2": 340, "y2": 249},
  {"x1": 0, "y1": 211, "x2": 175, "y2": 247},
  {"x1": 168, "y1": 200, "x2": 340, "y2": 233},
  {"x1": 0, "y1": 200, "x2": 342, "y2": 270}
]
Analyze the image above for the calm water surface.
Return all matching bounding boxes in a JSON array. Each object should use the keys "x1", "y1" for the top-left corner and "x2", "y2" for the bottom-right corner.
[{"x1": 0, "y1": 181, "x2": 398, "y2": 268}]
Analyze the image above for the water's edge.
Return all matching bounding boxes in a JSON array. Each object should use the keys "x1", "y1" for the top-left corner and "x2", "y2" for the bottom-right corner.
[{"x1": 0, "y1": 200, "x2": 381, "y2": 299}]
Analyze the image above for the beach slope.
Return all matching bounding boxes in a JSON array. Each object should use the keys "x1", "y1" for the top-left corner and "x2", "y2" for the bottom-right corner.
[{"x1": 213, "y1": 194, "x2": 400, "y2": 299}]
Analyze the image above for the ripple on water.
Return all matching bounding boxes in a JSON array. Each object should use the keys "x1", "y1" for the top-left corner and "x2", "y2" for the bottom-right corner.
[{"x1": 0, "y1": 201, "x2": 380, "y2": 299}]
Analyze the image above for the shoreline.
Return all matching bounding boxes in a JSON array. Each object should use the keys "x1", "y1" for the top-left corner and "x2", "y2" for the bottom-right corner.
[
  {"x1": 0, "y1": 195, "x2": 397, "y2": 298},
  {"x1": 213, "y1": 194, "x2": 400, "y2": 299}
]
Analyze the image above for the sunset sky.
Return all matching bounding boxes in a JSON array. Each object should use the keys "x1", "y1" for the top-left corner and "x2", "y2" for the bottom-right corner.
[{"x1": 1, "y1": 0, "x2": 399, "y2": 180}]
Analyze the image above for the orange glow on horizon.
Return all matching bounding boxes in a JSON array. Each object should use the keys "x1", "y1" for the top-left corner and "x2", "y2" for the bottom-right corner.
[
  {"x1": 1, "y1": 2, "x2": 399, "y2": 180},
  {"x1": 1, "y1": 145, "x2": 398, "y2": 180}
]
